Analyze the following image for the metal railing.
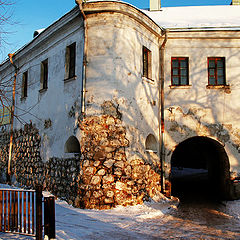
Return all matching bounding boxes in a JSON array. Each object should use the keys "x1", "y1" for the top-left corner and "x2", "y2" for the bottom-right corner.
[{"x1": 0, "y1": 186, "x2": 55, "y2": 240}]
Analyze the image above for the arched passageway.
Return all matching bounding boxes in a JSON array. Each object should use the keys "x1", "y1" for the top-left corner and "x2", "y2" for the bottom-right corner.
[{"x1": 170, "y1": 136, "x2": 231, "y2": 201}]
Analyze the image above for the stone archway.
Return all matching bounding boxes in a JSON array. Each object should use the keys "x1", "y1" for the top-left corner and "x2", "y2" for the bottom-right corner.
[{"x1": 170, "y1": 136, "x2": 231, "y2": 200}]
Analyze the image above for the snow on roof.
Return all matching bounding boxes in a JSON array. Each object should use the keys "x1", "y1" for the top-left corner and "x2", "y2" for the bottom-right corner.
[{"x1": 142, "y1": 5, "x2": 240, "y2": 30}]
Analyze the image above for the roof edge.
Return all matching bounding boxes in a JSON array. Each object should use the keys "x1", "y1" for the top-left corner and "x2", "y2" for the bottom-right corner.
[
  {"x1": 0, "y1": 6, "x2": 80, "y2": 68},
  {"x1": 81, "y1": 1, "x2": 163, "y2": 37}
]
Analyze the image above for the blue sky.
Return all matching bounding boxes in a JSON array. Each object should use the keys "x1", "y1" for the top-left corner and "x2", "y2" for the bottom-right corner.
[{"x1": 0, "y1": 0, "x2": 233, "y2": 62}]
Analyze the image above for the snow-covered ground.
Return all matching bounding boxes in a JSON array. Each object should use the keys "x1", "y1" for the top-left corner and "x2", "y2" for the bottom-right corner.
[
  {"x1": 0, "y1": 184, "x2": 178, "y2": 240},
  {"x1": 0, "y1": 184, "x2": 239, "y2": 240},
  {"x1": 54, "y1": 197, "x2": 178, "y2": 240}
]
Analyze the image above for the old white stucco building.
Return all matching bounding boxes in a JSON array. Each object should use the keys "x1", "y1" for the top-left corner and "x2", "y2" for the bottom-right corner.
[
  {"x1": 145, "y1": 3, "x2": 240, "y2": 198},
  {"x1": 0, "y1": 0, "x2": 240, "y2": 206},
  {"x1": 0, "y1": 6, "x2": 85, "y2": 159}
]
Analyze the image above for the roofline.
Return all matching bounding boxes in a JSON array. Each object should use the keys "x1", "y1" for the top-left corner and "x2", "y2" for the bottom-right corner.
[
  {"x1": 168, "y1": 26, "x2": 240, "y2": 32},
  {"x1": 1, "y1": 1, "x2": 164, "y2": 69},
  {"x1": 2, "y1": 1, "x2": 239, "y2": 69},
  {"x1": 0, "y1": 6, "x2": 80, "y2": 68},
  {"x1": 82, "y1": 1, "x2": 163, "y2": 37},
  {"x1": 167, "y1": 26, "x2": 240, "y2": 32}
]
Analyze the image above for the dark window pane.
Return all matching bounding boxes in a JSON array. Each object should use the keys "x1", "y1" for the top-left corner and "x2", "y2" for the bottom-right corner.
[
  {"x1": 143, "y1": 52, "x2": 148, "y2": 77},
  {"x1": 142, "y1": 46, "x2": 151, "y2": 79},
  {"x1": 172, "y1": 76, "x2": 179, "y2": 85},
  {"x1": 217, "y1": 69, "x2": 224, "y2": 76},
  {"x1": 173, "y1": 69, "x2": 179, "y2": 76},
  {"x1": 181, "y1": 69, "x2": 187, "y2": 76},
  {"x1": 22, "y1": 71, "x2": 28, "y2": 98},
  {"x1": 217, "y1": 76, "x2": 224, "y2": 85},
  {"x1": 172, "y1": 60, "x2": 178, "y2": 68},
  {"x1": 180, "y1": 60, "x2": 187, "y2": 68},
  {"x1": 208, "y1": 57, "x2": 225, "y2": 86},
  {"x1": 209, "y1": 77, "x2": 216, "y2": 85},
  {"x1": 217, "y1": 60, "x2": 224, "y2": 68},
  {"x1": 43, "y1": 60, "x2": 48, "y2": 89},
  {"x1": 69, "y1": 43, "x2": 76, "y2": 78},
  {"x1": 209, "y1": 69, "x2": 215, "y2": 76},
  {"x1": 209, "y1": 60, "x2": 215, "y2": 68},
  {"x1": 171, "y1": 57, "x2": 189, "y2": 86},
  {"x1": 181, "y1": 76, "x2": 188, "y2": 85}
]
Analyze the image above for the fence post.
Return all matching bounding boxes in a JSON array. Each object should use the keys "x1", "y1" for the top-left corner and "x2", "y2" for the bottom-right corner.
[
  {"x1": 36, "y1": 186, "x2": 42, "y2": 240},
  {"x1": 44, "y1": 196, "x2": 55, "y2": 239}
]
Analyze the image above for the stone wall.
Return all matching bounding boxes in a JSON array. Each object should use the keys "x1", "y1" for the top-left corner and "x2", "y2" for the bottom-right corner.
[
  {"x1": 12, "y1": 124, "x2": 44, "y2": 187},
  {"x1": 75, "y1": 115, "x2": 162, "y2": 209},
  {"x1": 0, "y1": 123, "x2": 80, "y2": 205},
  {"x1": 0, "y1": 117, "x2": 163, "y2": 209},
  {"x1": 0, "y1": 130, "x2": 10, "y2": 182},
  {"x1": 44, "y1": 157, "x2": 80, "y2": 204}
]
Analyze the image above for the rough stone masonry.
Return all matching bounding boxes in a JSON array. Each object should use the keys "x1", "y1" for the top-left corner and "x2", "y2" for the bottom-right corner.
[
  {"x1": 0, "y1": 115, "x2": 162, "y2": 209},
  {"x1": 76, "y1": 115, "x2": 162, "y2": 209}
]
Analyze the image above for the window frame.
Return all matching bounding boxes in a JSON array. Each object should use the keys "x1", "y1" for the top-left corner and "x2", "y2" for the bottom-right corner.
[
  {"x1": 171, "y1": 57, "x2": 189, "y2": 86},
  {"x1": 207, "y1": 57, "x2": 226, "y2": 86},
  {"x1": 40, "y1": 59, "x2": 48, "y2": 91},
  {"x1": 142, "y1": 46, "x2": 152, "y2": 79},
  {"x1": 65, "y1": 42, "x2": 76, "y2": 80},
  {"x1": 21, "y1": 71, "x2": 28, "y2": 99}
]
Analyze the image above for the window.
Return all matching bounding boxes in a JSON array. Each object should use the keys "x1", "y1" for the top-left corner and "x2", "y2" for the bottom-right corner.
[
  {"x1": 22, "y1": 71, "x2": 28, "y2": 98},
  {"x1": 145, "y1": 134, "x2": 157, "y2": 152},
  {"x1": 64, "y1": 136, "x2": 80, "y2": 153},
  {"x1": 171, "y1": 57, "x2": 189, "y2": 86},
  {"x1": 40, "y1": 59, "x2": 48, "y2": 90},
  {"x1": 142, "y1": 46, "x2": 152, "y2": 79},
  {"x1": 208, "y1": 57, "x2": 226, "y2": 85},
  {"x1": 65, "y1": 42, "x2": 76, "y2": 80}
]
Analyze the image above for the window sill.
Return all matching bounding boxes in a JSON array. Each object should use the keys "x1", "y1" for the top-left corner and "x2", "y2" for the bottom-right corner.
[
  {"x1": 39, "y1": 88, "x2": 48, "y2": 93},
  {"x1": 142, "y1": 76, "x2": 155, "y2": 85},
  {"x1": 64, "y1": 75, "x2": 77, "y2": 83},
  {"x1": 169, "y1": 85, "x2": 192, "y2": 89},
  {"x1": 206, "y1": 85, "x2": 229, "y2": 89}
]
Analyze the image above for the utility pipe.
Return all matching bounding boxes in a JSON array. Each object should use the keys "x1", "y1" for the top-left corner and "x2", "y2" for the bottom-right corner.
[
  {"x1": 76, "y1": 0, "x2": 88, "y2": 116},
  {"x1": 159, "y1": 30, "x2": 168, "y2": 194},
  {"x1": 7, "y1": 53, "x2": 18, "y2": 184}
]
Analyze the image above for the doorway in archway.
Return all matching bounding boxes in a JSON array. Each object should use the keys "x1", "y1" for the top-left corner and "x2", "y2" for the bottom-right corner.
[{"x1": 170, "y1": 136, "x2": 230, "y2": 201}]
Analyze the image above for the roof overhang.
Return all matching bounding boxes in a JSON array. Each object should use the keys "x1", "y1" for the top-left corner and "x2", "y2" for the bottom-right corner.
[{"x1": 81, "y1": 1, "x2": 163, "y2": 38}]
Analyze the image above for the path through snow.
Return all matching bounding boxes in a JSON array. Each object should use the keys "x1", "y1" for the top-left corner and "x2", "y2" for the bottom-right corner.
[{"x1": 0, "y1": 184, "x2": 239, "y2": 239}]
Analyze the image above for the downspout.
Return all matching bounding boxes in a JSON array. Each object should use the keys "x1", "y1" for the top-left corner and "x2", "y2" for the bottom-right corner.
[
  {"x1": 7, "y1": 53, "x2": 18, "y2": 184},
  {"x1": 76, "y1": 0, "x2": 88, "y2": 116},
  {"x1": 159, "y1": 30, "x2": 168, "y2": 194}
]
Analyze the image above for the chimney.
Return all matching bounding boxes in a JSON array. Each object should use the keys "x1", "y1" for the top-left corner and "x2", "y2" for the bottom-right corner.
[
  {"x1": 231, "y1": 0, "x2": 240, "y2": 5},
  {"x1": 150, "y1": 0, "x2": 161, "y2": 11}
]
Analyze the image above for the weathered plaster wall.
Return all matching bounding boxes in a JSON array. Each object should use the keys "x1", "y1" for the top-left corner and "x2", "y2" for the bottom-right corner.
[
  {"x1": 164, "y1": 31, "x2": 240, "y2": 181},
  {"x1": 2, "y1": 1, "x2": 239, "y2": 202},
  {"x1": 0, "y1": 9, "x2": 84, "y2": 161},
  {"x1": 85, "y1": 10, "x2": 161, "y2": 166},
  {"x1": 0, "y1": 2, "x2": 166, "y2": 208},
  {"x1": 72, "y1": 4, "x2": 164, "y2": 207}
]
